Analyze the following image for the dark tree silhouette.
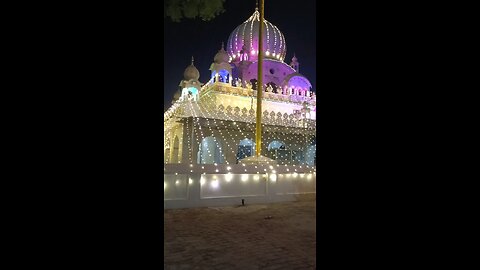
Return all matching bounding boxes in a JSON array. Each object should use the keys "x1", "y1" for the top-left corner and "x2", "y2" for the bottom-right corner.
[{"x1": 164, "y1": 0, "x2": 225, "y2": 22}]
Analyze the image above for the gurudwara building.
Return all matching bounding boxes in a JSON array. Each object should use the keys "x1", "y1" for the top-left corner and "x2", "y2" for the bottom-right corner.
[{"x1": 164, "y1": 7, "x2": 316, "y2": 168}]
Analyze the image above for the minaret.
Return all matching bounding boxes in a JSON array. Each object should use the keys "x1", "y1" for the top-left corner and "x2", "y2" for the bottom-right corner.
[
  {"x1": 211, "y1": 42, "x2": 232, "y2": 84},
  {"x1": 290, "y1": 53, "x2": 300, "y2": 73},
  {"x1": 179, "y1": 55, "x2": 202, "y2": 101}
]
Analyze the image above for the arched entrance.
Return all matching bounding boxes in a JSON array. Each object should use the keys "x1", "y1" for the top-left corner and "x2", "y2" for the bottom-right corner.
[
  {"x1": 236, "y1": 138, "x2": 255, "y2": 163},
  {"x1": 197, "y1": 136, "x2": 224, "y2": 164},
  {"x1": 171, "y1": 136, "x2": 180, "y2": 163},
  {"x1": 164, "y1": 147, "x2": 170, "y2": 163},
  {"x1": 304, "y1": 145, "x2": 316, "y2": 166},
  {"x1": 304, "y1": 136, "x2": 316, "y2": 166},
  {"x1": 268, "y1": 140, "x2": 287, "y2": 161}
]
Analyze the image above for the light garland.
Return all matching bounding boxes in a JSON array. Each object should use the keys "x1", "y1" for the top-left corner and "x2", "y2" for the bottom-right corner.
[
  {"x1": 165, "y1": 80, "x2": 316, "y2": 167},
  {"x1": 164, "y1": 8, "x2": 316, "y2": 169}
]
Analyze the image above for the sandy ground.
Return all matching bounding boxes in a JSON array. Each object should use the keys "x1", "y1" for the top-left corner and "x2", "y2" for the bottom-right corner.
[{"x1": 164, "y1": 197, "x2": 316, "y2": 269}]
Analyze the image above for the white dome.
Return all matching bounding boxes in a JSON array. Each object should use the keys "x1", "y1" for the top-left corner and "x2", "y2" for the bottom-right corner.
[
  {"x1": 183, "y1": 57, "x2": 200, "y2": 80},
  {"x1": 227, "y1": 9, "x2": 287, "y2": 62},
  {"x1": 214, "y1": 43, "x2": 229, "y2": 63}
]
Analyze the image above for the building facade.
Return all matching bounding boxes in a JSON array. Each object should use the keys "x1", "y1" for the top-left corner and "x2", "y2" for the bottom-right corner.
[{"x1": 164, "y1": 8, "x2": 316, "y2": 167}]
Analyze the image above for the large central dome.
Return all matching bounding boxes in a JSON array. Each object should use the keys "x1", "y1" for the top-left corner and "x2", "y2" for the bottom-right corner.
[{"x1": 227, "y1": 8, "x2": 287, "y2": 63}]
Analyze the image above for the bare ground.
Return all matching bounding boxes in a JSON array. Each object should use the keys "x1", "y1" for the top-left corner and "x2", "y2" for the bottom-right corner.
[{"x1": 164, "y1": 198, "x2": 316, "y2": 269}]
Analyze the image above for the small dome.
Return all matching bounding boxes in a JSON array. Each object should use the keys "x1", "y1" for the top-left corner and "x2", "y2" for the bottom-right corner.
[
  {"x1": 291, "y1": 53, "x2": 298, "y2": 62},
  {"x1": 214, "y1": 42, "x2": 229, "y2": 63},
  {"x1": 183, "y1": 56, "x2": 200, "y2": 80}
]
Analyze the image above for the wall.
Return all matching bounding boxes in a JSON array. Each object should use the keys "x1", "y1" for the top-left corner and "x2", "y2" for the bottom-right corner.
[{"x1": 164, "y1": 172, "x2": 316, "y2": 209}]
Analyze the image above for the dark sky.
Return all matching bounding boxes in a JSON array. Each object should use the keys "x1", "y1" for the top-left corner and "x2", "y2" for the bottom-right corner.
[{"x1": 164, "y1": 0, "x2": 316, "y2": 111}]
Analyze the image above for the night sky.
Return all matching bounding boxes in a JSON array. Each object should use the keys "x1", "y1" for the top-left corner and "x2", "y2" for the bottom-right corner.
[{"x1": 164, "y1": 0, "x2": 316, "y2": 111}]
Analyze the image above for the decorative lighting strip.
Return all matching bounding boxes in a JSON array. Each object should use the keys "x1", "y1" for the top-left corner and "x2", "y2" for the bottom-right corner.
[
  {"x1": 273, "y1": 25, "x2": 283, "y2": 58},
  {"x1": 281, "y1": 31, "x2": 287, "y2": 60},
  {"x1": 242, "y1": 19, "x2": 248, "y2": 52},
  {"x1": 234, "y1": 26, "x2": 240, "y2": 56},
  {"x1": 270, "y1": 22, "x2": 277, "y2": 56},
  {"x1": 250, "y1": 16, "x2": 254, "y2": 52},
  {"x1": 179, "y1": 90, "x2": 315, "y2": 167},
  {"x1": 264, "y1": 19, "x2": 270, "y2": 55}
]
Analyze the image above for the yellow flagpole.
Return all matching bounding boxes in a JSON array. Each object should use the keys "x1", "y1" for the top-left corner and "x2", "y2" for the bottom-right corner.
[{"x1": 255, "y1": 0, "x2": 264, "y2": 157}]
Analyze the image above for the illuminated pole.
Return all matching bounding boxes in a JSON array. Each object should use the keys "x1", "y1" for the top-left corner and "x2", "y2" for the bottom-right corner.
[{"x1": 255, "y1": 0, "x2": 264, "y2": 157}]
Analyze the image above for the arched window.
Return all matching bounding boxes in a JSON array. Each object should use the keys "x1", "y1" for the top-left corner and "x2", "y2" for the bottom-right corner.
[
  {"x1": 268, "y1": 140, "x2": 286, "y2": 151},
  {"x1": 217, "y1": 69, "x2": 230, "y2": 83},
  {"x1": 164, "y1": 147, "x2": 170, "y2": 163},
  {"x1": 266, "y1": 82, "x2": 278, "y2": 93},
  {"x1": 171, "y1": 136, "x2": 180, "y2": 163},
  {"x1": 268, "y1": 140, "x2": 287, "y2": 162},
  {"x1": 197, "y1": 136, "x2": 224, "y2": 164},
  {"x1": 250, "y1": 79, "x2": 258, "y2": 90},
  {"x1": 181, "y1": 87, "x2": 199, "y2": 101},
  {"x1": 305, "y1": 136, "x2": 316, "y2": 166},
  {"x1": 304, "y1": 145, "x2": 316, "y2": 166},
  {"x1": 236, "y1": 139, "x2": 255, "y2": 163}
]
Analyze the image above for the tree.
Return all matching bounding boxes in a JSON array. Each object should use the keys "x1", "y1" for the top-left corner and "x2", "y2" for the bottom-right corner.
[{"x1": 164, "y1": 0, "x2": 225, "y2": 22}]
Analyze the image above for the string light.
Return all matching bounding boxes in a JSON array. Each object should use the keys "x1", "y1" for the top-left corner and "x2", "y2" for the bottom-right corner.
[{"x1": 164, "y1": 8, "x2": 317, "y2": 176}]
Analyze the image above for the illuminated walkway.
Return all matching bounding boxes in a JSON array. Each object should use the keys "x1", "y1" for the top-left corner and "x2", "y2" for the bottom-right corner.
[{"x1": 164, "y1": 196, "x2": 316, "y2": 270}]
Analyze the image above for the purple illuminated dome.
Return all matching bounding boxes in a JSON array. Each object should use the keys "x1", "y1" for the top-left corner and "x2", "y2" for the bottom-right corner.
[{"x1": 227, "y1": 8, "x2": 286, "y2": 62}]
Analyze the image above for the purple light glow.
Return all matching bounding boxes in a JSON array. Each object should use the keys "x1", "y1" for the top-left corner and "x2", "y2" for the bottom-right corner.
[{"x1": 227, "y1": 9, "x2": 287, "y2": 62}]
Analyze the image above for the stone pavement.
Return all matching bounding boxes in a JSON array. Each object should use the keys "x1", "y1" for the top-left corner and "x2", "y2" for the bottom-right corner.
[{"x1": 164, "y1": 197, "x2": 316, "y2": 269}]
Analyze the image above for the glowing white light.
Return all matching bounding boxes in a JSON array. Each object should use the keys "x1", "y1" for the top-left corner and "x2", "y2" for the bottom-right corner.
[
  {"x1": 266, "y1": 51, "x2": 270, "y2": 56},
  {"x1": 210, "y1": 180, "x2": 219, "y2": 189},
  {"x1": 269, "y1": 165, "x2": 273, "y2": 169},
  {"x1": 241, "y1": 175, "x2": 249, "y2": 182},
  {"x1": 251, "y1": 50, "x2": 255, "y2": 54},
  {"x1": 189, "y1": 178, "x2": 194, "y2": 185},
  {"x1": 293, "y1": 172, "x2": 298, "y2": 177},
  {"x1": 225, "y1": 173, "x2": 233, "y2": 182},
  {"x1": 254, "y1": 175, "x2": 260, "y2": 181},
  {"x1": 164, "y1": 182, "x2": 167, "y2": 190},
  {"x1": 307, "y1": 174, "x2": 313, "y2": 180},
  {"x1": 227, "y1": 166, "x2": 231, "y2": 171},
  {"x1": 175, "y1": 180, "x2": 180, "y2": 185},
  {"x1": 270, "y1": 174, "x2": 277, "y2": 182},
  {"x1": 200, "y1": 177, "x2": 206, "y2": 185}
]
